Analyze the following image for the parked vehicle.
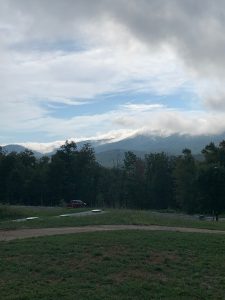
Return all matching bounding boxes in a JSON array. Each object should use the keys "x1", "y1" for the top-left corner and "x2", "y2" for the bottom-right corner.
[{"x1": 67, "y1": 200, "x2": 87, "y2": 208}]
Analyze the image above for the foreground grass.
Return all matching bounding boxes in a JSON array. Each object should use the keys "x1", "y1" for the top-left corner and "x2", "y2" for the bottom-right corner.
[
  {"x1": 1, "y1": 230, "x2": 225, "y2": 299},
  {"x1": 0, "y1": 205, "x2": 88, "y2": 222},
  {"x1": 0, "y1": 204, "x2": 89, "y2": 220},
  {"x1": 1, "y1": 206, "x2": 225, "y2": 231}
]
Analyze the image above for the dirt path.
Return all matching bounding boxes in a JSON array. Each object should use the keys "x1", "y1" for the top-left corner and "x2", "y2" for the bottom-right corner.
[{"x1": 1, "y1": 225, "x2": 225, "y2": 241}]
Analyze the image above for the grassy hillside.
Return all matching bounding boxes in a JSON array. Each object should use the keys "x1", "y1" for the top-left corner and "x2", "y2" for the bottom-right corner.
[
  {"x1": 1, "y1": 205, "x2": 225, "y2": 231},
  {"x1": 1, "y1": 230, "x2": 225, "y2": 299},
  {"x1": 0, "y1": 205, "x2": 87, "y2": 221}
]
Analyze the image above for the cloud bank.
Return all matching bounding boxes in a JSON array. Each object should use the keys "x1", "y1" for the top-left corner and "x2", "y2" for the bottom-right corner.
[{"x1": 1, "y1": 0, "x2": 225, "y2": 147}]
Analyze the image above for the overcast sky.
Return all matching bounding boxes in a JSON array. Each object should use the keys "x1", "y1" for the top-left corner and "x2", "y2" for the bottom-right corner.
[{"x1": 1, "y1": 0, "x2": 225, "y2": 151}]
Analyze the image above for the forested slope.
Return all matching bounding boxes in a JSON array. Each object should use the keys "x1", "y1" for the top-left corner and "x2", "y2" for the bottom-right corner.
[{"x1": 1, "y1": 140, "x2": 225, "y2": 217}]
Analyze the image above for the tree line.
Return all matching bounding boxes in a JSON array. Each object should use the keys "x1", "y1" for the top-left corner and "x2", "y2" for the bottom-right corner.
[{"x1": 1, "y1": 140, "x2": 225, "y2": 217}]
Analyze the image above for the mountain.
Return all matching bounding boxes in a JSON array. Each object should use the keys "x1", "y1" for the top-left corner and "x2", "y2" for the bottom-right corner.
[
  {"x1": 95, "y1": 149, "x2": 146, "y2": 168},
  {"x1": 2, "y1": 144, "x2": 27, "y2": 153},
  {"x1": 93, "y1": 133, "x2": 225, "y2": 166},
  {"x1": 94, "y1": 133, "x2": 225, "y2": 154},
  {"x1": 2, "y1": 144, "x2": 43, "y2": 158},
  {"x1": 2, "y1": 133, "x2": 225, "y2": 167}
]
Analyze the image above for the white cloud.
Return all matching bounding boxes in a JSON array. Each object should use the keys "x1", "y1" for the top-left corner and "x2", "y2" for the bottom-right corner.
[
  {"x1": 121, "y1": 103, "x2": 166, "y2": 112},
  {"x1": 0, "y1": 27, "x2": 191, "y2": 141},
  {"x1": 19, "y1": 129, "x2": 138, "y2": 153},
  {"x1": 12, "y1": 104, "x2": 225, "y2": 153},
  {"x1": 1, "y1": 1, "x2": 225, "y2": 145}
]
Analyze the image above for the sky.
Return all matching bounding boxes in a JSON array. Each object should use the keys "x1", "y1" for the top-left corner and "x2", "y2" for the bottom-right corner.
[{"x1": 1, "y1": 0, "x2": 225, "y2": 152}]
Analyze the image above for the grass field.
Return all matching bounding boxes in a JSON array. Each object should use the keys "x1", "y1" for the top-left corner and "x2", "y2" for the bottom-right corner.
[
  {"x1": 1, "y1": 230, "x2": 225, "y2": 299},
  {"x1": 0, "y1": 205, "x2": 88, "y2": 221},
  {"x1": 1, "y1": 206, "x2": 225, "y2": 299},
  {"x1": 1, "y1": 205, "x2": 225, "y2": 231}
]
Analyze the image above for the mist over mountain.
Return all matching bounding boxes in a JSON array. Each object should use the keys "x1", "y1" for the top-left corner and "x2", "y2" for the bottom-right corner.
[
  {"x1": 94, "y1": 133, "x2": 225, "y2": 166},
  {"x1": 94, "y1": 133, "x2": 225, "y2": 154},
  {"x1": 2, "y1": 133, "x2": 225, "y2": 167}
]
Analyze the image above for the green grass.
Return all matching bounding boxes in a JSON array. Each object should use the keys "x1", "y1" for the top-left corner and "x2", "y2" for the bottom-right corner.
[
  {"x1": 0, "y1": 204, "x2": 88, "y2": 221},
  {"x1": 1, "y1": 230, "x2": 225, "y2": 299},
  {"x1": 1, "y1": 206, "x2": 225, "y2": 231}
]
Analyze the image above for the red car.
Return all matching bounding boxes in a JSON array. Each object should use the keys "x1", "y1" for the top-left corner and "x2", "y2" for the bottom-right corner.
[{"x1": 67, "y1": 200, "x2": 87, "y2": 208}]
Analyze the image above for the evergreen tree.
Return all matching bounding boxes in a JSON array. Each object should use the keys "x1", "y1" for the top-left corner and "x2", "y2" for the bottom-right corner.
[
  {"x1": 145, "y1": 153, "x2": 173, "y2": 209},
  {"x1": 197, "y1": 164, "x2": 225, "y2": 219},
  {"x1": 173, "y1": 149, "x2": 197, "y2": 213}
]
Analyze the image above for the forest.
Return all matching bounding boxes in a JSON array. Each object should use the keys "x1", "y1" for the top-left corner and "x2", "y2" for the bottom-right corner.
[{"x1": 1, "y1": 140, "x2": 225, "y2": 217}]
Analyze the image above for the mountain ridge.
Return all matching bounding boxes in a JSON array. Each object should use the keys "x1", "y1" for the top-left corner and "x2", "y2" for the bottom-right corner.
[{"x1": 2, "y1": 133, "x2": 225, "y2": 167}]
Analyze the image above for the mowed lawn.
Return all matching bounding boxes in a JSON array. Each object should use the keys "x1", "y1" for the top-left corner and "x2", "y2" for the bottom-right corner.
[
  {"x1": 1, "y1": 230, "x2": 225, "y2": 300},
  {"x1": 2, "y1": 206, "x2": 225, "y2": 231}
]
